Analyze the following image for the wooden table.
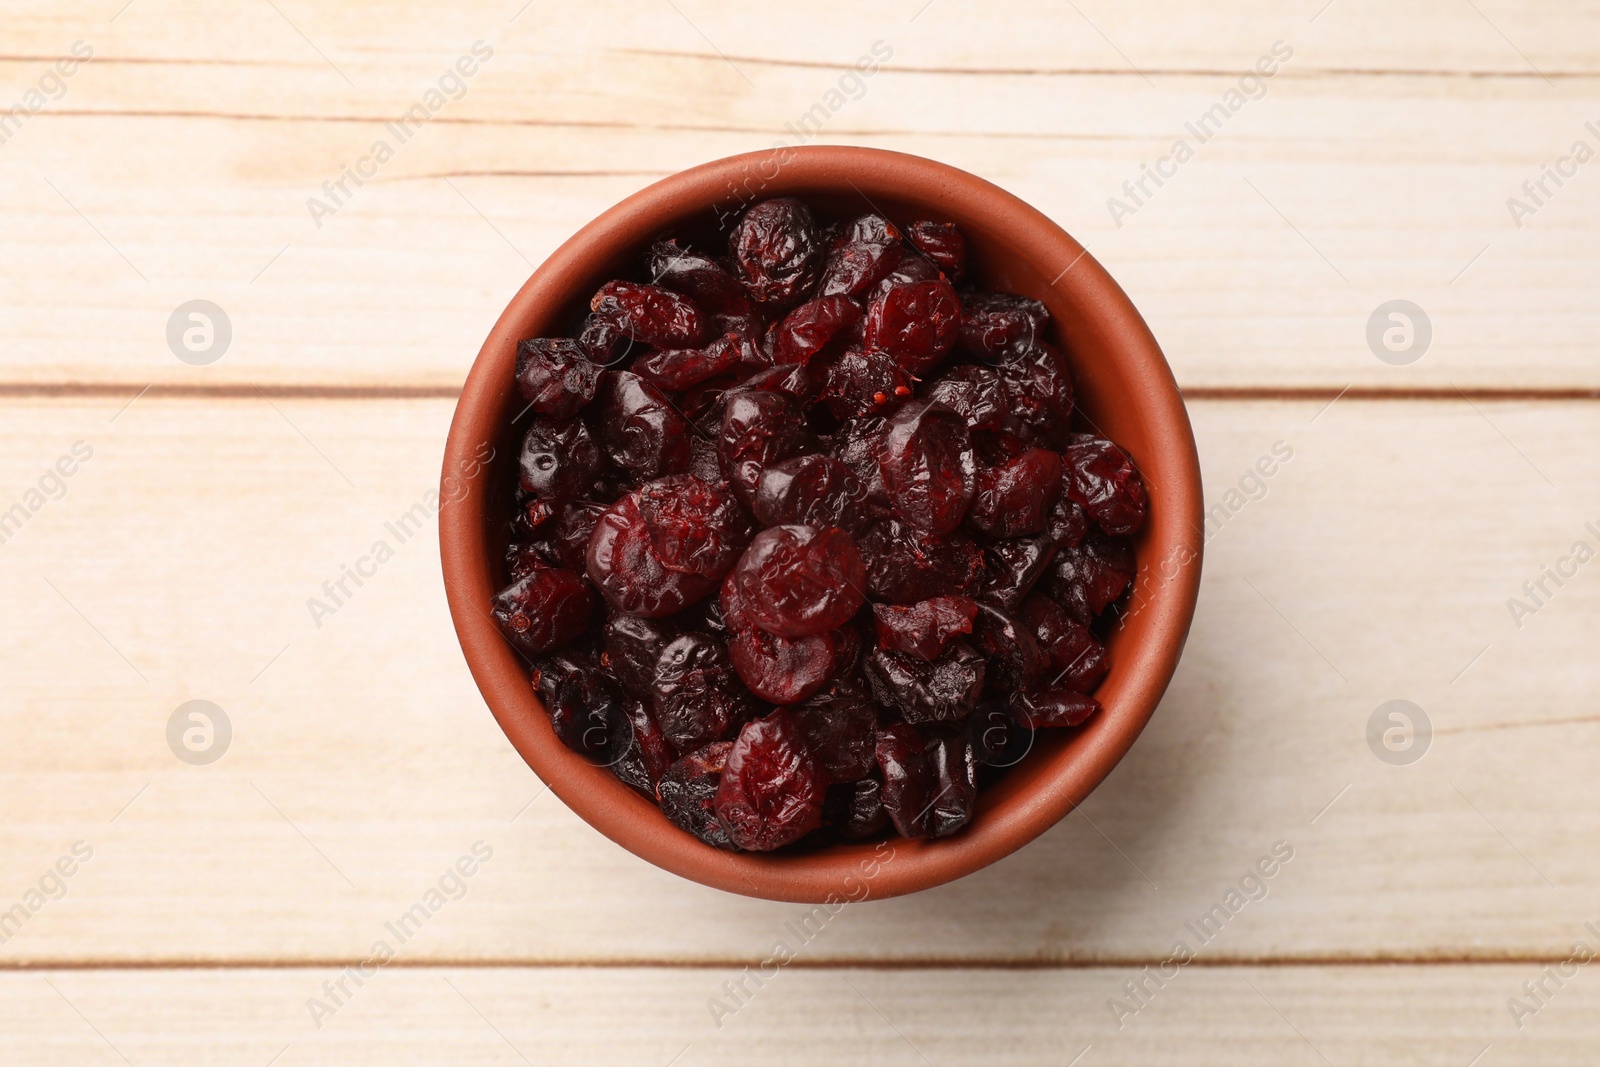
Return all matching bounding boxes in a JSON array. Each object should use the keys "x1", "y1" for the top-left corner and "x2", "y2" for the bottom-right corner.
[{"x1": 3, "y1": 1, "x2": 1596, "y2": 1061}]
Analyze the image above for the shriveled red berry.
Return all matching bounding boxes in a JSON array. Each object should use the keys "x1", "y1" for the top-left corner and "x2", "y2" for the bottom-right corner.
[
  {"x1": 519, "y1": 417, "x2": 601, "y2": 501},
  {"x1": 595, "y1": 371, "x2": 692, "y2": 481},
  {"x1": 923, "y1": 364, "x2": 1008, "y2": 434},
  {"x1": 516, "y1": 338, "x2": 602, "y2": 419},
  {"x1": 533, "y1": 645, "x2": 623, "y2": 760},
  {"x1": 818, "y1": 347, "x2": 914, "y2": 420},
  {"x1": 905, "y1": 220, "x2": 966, "y2": 280},
  {"x1": 876, "y1": 400, "x2": 975, "y2": 536},
  {"x1": 718, "y1": 389, "x2": 808, "y2": 503},
  {"x1": 968, "y1": 448, "x2": 1063, "y2": 538},
  {"x1": 923, "y1": 732, "x2": 977, "y2": 837},
  {"x1": 863, "y1": 278, "x2": 961, "y2": 375},
  {"x1": 1046, "y1": 495, "x2": 1091, "y2": 549},
  {"x1": 610, "y1": 699, "x2": 676, "y2": 796},
  {"x1": 863, "y1": 640, "x2": 986, "y2": 724},
  {"x1": 972, "y1": 602, "x2": 1049, "y2": 689},
  {"x1": 602, "y1": 612, "x2": 679, "y2": 698},
  {"x1": 731, "y1": 525, "x2": 866, "y2": 639},
  {"x1": 659, "y1": 742, "x2": 737, "y2": 849},
  {"x1": 714, "y1": 710, "x2": 826, "y2": 851},
  {"x1": 1020, "y1": 593, "x2": 1109, "y2": 692},
  {"x1": 586, "y1": 494, "x2": 717, "y2": 618},
  {"x1": 790, "y1": 681, "x2": 878, "y2": 784},
  {"x1": 872, "y1": 596, "x2": 978, "y2": 661},
  {"x1": 752, "y1": 454, "x2": 868, "y2": 533},
  {"x1": 591, "y1": 280, "x2": 711, "y2": 348},
  {"x1": 652, "y1": 633, "x2": 758, "y2": 752},
  {"x1": 649, "y1": 238, "x2": 750, "y2": 313},
  {"x1": 818, "y1": 224, "x2": 903, "y2": 298},
  {"x1": 960, "y1": 291, "x2": 1049, "y2": 363},
  {"x1": 1045, "y1": 532, "x2": 1135, "y2": 623},
  {"x1": 870, "y1": 254, "x2": 941, "y2": 301},
  {"x1": 858, "y1": 519, "x2": 985, "y2": 604},
  {"x1": 552, "y1": 501, "x2": 606, "y2": 571},
  {"x1": 578, "y1": 313, "x2": 637, "y2": 365},
  {"x1": 825, "y1": 778, "x2": 890, "y2": 839},
  {"x1": 1062, "y1": 438, "x2": 1148, "y2": 536},
  {"x1": 491, "y1": 566, "x2": 592, "y2": 656},
  {"x1": 979, "y1": 535, "x2": 1058, "y2": 612},
  {"x1": 727, "y1": 625, "x2": 842, "y2": 705},
  {"x1": 636, "y1": 474, "x2": 747, "y2": 579},
  {"x1": 730, "y1": 198, "x2": 822, "y2": 307},
  {"x1": 632, "y1": 333, "x2": 746, "y2": 390},
  {"x1": 875, "y1": 723, "x2": 934, "y2": 838},
  {"x1": 998, "y1": 342, "x2": 1076, "y2": 446},
  {"x1": 770, "y1": 296, "x2": 861, "y2": 365},
  {"x1": 1008, "y1": 686, "x2": 1099, "y2": 729}
]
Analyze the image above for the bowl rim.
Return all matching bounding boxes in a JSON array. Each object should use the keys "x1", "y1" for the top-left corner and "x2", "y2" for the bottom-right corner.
[{"x1": 440, "y1": 145, "x2": 1203, "y2": 903}]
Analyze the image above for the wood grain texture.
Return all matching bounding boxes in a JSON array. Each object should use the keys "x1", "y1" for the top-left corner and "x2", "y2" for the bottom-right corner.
[
  {"x1": 0, "y1": 396, "x2": 1594, "y2": 966},
  {"x1": 1, "y1": 964, "x2": 1594, "y2": 1065},
  {"x1": 0, "y1": 1, "x2": 1596, "y2": 389}
]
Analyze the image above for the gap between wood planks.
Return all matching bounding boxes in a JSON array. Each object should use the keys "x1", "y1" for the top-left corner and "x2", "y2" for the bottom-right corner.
[
  {"x1": 0, "y1": 953, "x2": 1591, "y2": 971},
  {"x1": 1, "y1": 384, "x2": 1596, "y2": 402}
]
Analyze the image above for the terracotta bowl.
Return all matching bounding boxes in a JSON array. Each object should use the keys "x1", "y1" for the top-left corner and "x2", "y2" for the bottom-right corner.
[{"x1": 440, "y1": 146, "x2": 1202, "y2": 903}]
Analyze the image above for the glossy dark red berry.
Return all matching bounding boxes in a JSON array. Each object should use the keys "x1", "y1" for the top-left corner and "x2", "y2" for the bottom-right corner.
[
  {"x1": 998, "y1": 342, "x2": 1076, "y2": 445},
  {"x1": 519, "y1": 417, "x2": 601, "y2": 501},
  {"x1": 979, "y1": 535, "x2": 1058, "y2": 613},
  {"x1": 905, "y1": 220, "x2": 966, "y2": 280},
  {"x1": 730, "y1": 198, "x2": 822, "y2": 307},
  {"x1": 874, "y1": 723, "x2": 934, "y2": 838},
  {"x1": 923, "y1": 364, "x2": 1008, "y2": 434},
  {"x1": 863, "y1": 278, "x2": 961, "y2": 375},
  {"x1": 1045, "y1": 532, "x2": 1135, "y2": 624},
  {"x1": 923, "y1": 732, "x2": 977, "y2": 838},
  {"x1": 1062, "y1": 437, "x2": 1148, "y2": 536},
  {"x1": 591, "y1": 280, "x2": 711, "y2": 348},
  {"x1": 960, "y1": 291, "x2": 1048, "y2": 363},
  {"x1": 595, "y1": 371, "x2": 692, "y2": 481},
  {"x1": 491, "y1": 566, "x2": 592, "y2": 657},
  {"x1": 858, "y1": 519, "x2": 985, "y2": 604},
  {"x1": 818, "y1": 347, "x2": 914, "y2": 419},
  {"x1": 826, "y1": 778, "x2": 890, "y2": 839},
  {"x1": 652, "y1": 633, "x2": 758, "y2": 752},
  {"x1": 586, "y1": 494, "x2": 717, "y2": 618},
  {"x1": 751, "y1": 453, "x2": 867, "y2": 533},
  {"x1": 1008, "y1": 685, "x2": 1100, "y2": 729},
  {"x1": 649, "y1": 238, "x2": 749, "y2": 313},
  {"x1": 632, "y1": 333, "x2": 747, "y2": 390},
  {"x1": 770, "y1": 296, "x2": 861, "y2": 365},
  {"x1": 968, "y1": 448, "x2": 1063, "y2": 538},
  {"x1": 610, "y1": 699, "x2": 676, "y2": 796},
  {"x1": 516, "y1": 338, "x2": 602, "y2": 419},
  {"x1": 875, "y1": 400, "x2": 975, "y2": 536},
  {"x1": 731, "y1": 525, "x2": 866, "y2": 638},
  {"x1": 863, "y1": 640, "x2": 986, "y2": 724},
  {"x1": 718, "y1": 389, "x2": 808, "y2": 503},
  {"x1": 790, "y1": 681, "x2": 879, "y2": 784},
  {"x1": 602, "y1": 612, "x2": 679, "y2": 698},
  {"x1": 727, "y1": 625, "x2": 842, "y2": 705},
  {"x1": 636, "y1": 474, "x2": 747, "y2": 579},
  {"x1": 872, "y1": 596, "x2": 978, "y2": 661},
  {"x1": 714, "y1": 710, "x2": 826, "y2": 851},
  {"x1": 659, "y1": 742, "x2": 737, "y2": 849}
]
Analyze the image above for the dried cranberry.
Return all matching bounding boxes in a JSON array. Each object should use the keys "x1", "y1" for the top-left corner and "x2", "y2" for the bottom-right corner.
[
  {"x1": 714, "y1": 710, "x2": 826, "y2": 851},
  {"x1": 649, "y1": 238, "x2": 749, "y2": 313},
  {"x1": 519, "y1": 417, "x2": 601, "y2": 501},
  {"x1": 858, "y1": 519, "x2": 985, "y2": 604},
  {"x1": 578, "y1": 313, "x2": 637, "y2": 366},
  {"x1": 632, "y1": 333, "x2": 746, "y2": 390},
  {"x1": 968, "y1": 700, "x2": 1033, "y2": 767},
  {"x1": 610, "y1": 699, "x2": 675, "y2": 796},
  {"x1": 534, "y1": 645, "x2": 622, "y2": 759},
  {"x1": 818, "y1": 235, "x2": 903, "y2": 299},
  {"x1": 818, "y1": 347, "x2": 914, "y2": 419},
  {"x1": 594, "y1": 372, "x2": 692, "y2": 481},
  {"x1": 770, "y1": 296, "x2": 861, "y2": 365},
  {"x1": 636, "y1": 474, "x2": 747, "y2": 579},
  {"x1": 516, "y1": 338, "x2": 602, "y2": 419},
  {"x1": 923, "y1": 732, "x2": 977, "y2": 837},
  {"x1": 718, "y1": 389, "x2": 808, "y2": 503},
  {"x1": 923, "y1": 365, "x2": 1008, "y2": 434},
  {"x1": 826, "y1": 778, "x2": 890, "y2": 839},
  {"x1": 591, "y1": 280, "x2": 711, "y2": 348},
  {"x1": 874, "y1": 723, "x2": 934, "y2": 838},
  {"x1": 727, "y1": 625, "x2": 842, "y2": 705},
  {"x1": 751, "y1": 454, "x2": 868, "y2": 533},
  {"x1": 586, "y1": 494, "x2": 717, "y2": 617},
  {"x1": 968, "y1": 448, "x2": 1063, "y2": 538},
  {"x1": 731, "y1": 525, "x2": 866, "y2": 638},
  {"x1": 829, "y1": 417, "x2": 891, "y2": 506},
  {"x1": 1046, "y1": 533, "x2": 1135, "y2": 623},
  {"x1": 960, "y1": 292, "x2": 1048, "y2": 363},
  {"x1": 876, "y1": 401, "x2": 975, "y2": 536},
  {"x1": 602, "y1": 613, "x2": 679, "y2": 698},
  {"x1": 863, "y1": 641, "x2": 986, "y2": 724},
  {"x1": 872, "y1": 596, "x2": 978, "y2": 660},
  {"x1": 1020, "y1": 593, "x2": 1108, "y2": 692},
  {"x1": 1062, "y1": 438, "x2": 1148, "y2": 536},
  {"x1": 552, "y1": 501, "x2": 606, "y2": 571},
  {"x1": 790, "y1": 681, "x2": 878, "y2": 783},
  {"x1": 730, "y1": 198, "x2": 822, "y2": 307},
  {"x1": 652, "y1": 633, "x2": 757, "y2": 752},
  {"x1": 978, "y1": 535, "x2": 1058, "y2": 613},
  {"x1": 659, "y1": 742, "x2": 737, "y2": 849},
  {"x1": 870, "y1": 254, "x2": 941, "y2": 301},
  {"x1": 491, "y1": 566, "x2": 591, "y2": 657},
  {"x1": 998, "y1": 342, "x2": 1075, "y2": 445},
  {"x1": 863, "y1": 278, "x2": 961, "y2": 375},
  {"x1": 972, "y1": 602, "x2": 1049, "y2": 689},
  {"x1": 905, "y1": 220, "x2": 966, "y2": 280},
  {"x1": 506, "y1": 540, "x2": 555, "y2": 579},
  {"x1": 1046, "y1": 495, "x2": 1091, "y2": 549},
  {"x1": 1008, "y1": 686, "x2": 1099, "y2": 729}
]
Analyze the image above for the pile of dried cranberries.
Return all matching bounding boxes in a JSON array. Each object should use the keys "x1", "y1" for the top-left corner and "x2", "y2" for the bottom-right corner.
[{"x1": 492, "y1": 197, "x2": 1147, "y2": 852}]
